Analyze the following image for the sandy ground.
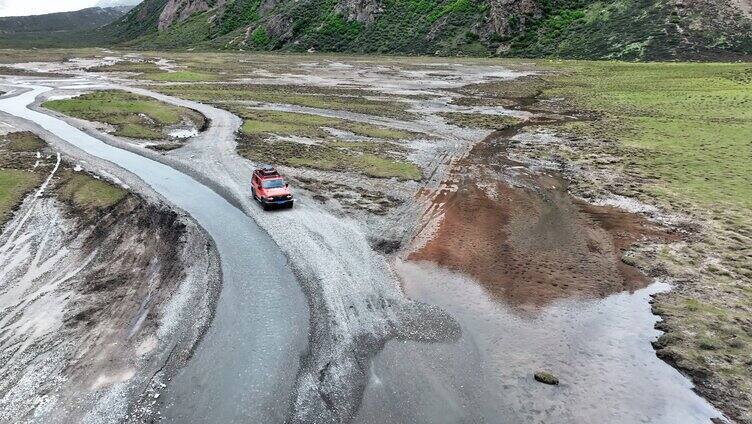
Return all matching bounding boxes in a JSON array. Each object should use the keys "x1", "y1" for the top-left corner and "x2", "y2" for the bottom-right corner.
[{"x1": 0, "y1": 54, "x2": 730, "y2": 423}]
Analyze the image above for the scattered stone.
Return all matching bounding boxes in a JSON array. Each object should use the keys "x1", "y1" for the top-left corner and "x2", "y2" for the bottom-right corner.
[{"x1": 534, "y1": 371, "x2": 559, "y2": 385}]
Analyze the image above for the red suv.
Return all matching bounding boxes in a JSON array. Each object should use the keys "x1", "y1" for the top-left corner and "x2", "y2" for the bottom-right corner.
[{"x1": 251, "y1": 165, "x2": 294, "y2": 210}]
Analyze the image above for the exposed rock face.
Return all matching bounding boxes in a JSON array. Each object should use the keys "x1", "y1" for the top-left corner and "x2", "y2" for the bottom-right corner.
[
  {"x1": 263, "y1": 14, "x2": 294, "y2": 42},
  {"x1": 258, "y1": 0, "x2": 282, "y2": 17},
  {"x1": 482, "y1": 0, "x2": 542, "y2": 37},
  {"x1": 158, "y1": 0, "x2": 210, "y2": 30},
  {"x1": 334, "y1": 0, "x2": 383, "y2": 24}
]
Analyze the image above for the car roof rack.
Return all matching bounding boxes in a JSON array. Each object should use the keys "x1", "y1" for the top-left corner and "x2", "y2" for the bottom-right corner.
[{"x1": 257, "y1": 164, "x2": 280, "y2": 177}]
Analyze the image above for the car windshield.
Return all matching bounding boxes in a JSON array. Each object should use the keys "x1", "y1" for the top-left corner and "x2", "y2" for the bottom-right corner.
[{"x1": 261, "y1": 179, "x2": 285, "y2": 189}]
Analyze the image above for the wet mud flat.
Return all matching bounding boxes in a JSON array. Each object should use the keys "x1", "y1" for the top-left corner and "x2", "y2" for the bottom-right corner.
[
  {"x1": 409, "y1": 123, "x2": 675, "y2": 306},
  {"x1": 369, "y1": 113, "x2": 727, "y2": 422}
]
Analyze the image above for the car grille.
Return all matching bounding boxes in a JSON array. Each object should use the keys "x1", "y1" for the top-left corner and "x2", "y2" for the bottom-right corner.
[{"x1": 270, "y1": 195, "x2": 290, "y2": 201}]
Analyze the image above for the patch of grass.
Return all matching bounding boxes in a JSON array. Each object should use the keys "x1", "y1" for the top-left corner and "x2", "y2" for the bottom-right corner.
[
  {"x1": 152, "y1": 83, "x2": 415, "y2": 120},
  {"x1": 342, "y1": 122, "x2": 417, "y2": 140},
  {"x1": 238, "y1": 135, "x2": 421, "y2": 180},
  {"x1": 237, "y1": 109, "x2": 418, "y2": 140},
  {"x1": 140, "y1": 70, "x2": 218, "y2": 82},
  {"x1": 88, "y1": 60, "x2": 164, "y2": 74},
  {"x1": 43, "y1": 90, "x2": 205, "y2": 140},
  {"x1": 439, "y1": 112, "x2": 522, "y2": 130},
  {"x1": 5, "y1": 131, "x2": 45, "y2": 152},
  {"x1": 116, "y1": 123, "x2": 163, "y2": 139},
  {"x1": 239, "y1": 110, "x2": 336, "y2": 138},
  {"x1": 0, "y1": 169, "x2": 42, "y2": 227},
  {"x1": 683, "y1": 298, "x2": 727, "y2": 317},
  {"x1": 56, "y1": 172, "x2": 126, "y2": 210},
  {"x1": 356, "y1": 154, "x2": 423, "y2": 180}
]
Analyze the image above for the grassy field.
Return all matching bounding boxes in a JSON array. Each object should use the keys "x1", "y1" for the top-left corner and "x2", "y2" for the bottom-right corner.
[
  {"x1": 151, "y1": 83, "x2": 416, "y2": 120},
  {"x1": 0, "y1": 170, "x2": 42, "y2": 227},
  {"x1": 0, "y1": 131, "x2": 128, "y2": 227},
  {"x1": 238, "y1": 109, "x2": 416, "y2": 140},
  {"x1": 513, "y1": 61, "x2": 752, "y2": 421},
  {"x1": 56, "y1": 172, "x2": 126, "y2": 210},
  {"x1": 43, "y1": 90, "x2": 205, "y2": 140},
  {"x1": 543, "y1": 62, "x2": 752, "y2": 214}
]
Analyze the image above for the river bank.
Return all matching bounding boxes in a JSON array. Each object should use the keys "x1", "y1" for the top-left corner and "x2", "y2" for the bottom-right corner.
[{"x1": 0, "y1": 125, "x2": 218, "y2": 422}]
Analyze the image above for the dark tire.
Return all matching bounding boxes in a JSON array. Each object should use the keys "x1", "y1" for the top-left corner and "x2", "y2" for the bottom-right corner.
[
  {"x1": 262, "y1": 203, "x2": 270, "y2": 211},
  {"x1": 251, "y1": 187, "x2": 257, "y2": 200}
]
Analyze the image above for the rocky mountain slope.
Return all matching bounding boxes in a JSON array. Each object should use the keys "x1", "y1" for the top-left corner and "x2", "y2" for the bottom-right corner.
[{"x1": 99, "y1": 0, "x2": 752, "y2": 59}]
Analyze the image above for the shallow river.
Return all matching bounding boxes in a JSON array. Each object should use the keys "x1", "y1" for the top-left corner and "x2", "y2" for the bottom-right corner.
[
  {"x1": 0, "y1": 85, "x2": 309, "y2": 423},
  {"x1": 356, "y1": 260, "x2": 724, "y2": 423}
]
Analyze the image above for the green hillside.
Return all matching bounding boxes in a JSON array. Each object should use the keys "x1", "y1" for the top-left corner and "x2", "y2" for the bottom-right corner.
[{"x1": 98, "y1": 0, "x2": 752, "y2": 59}]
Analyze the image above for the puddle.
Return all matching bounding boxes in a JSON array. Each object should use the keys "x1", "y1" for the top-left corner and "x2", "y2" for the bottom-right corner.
[
  {"x1": 271, "y1": 133, "x2": 321, "y2": 145},
  {"x1": 167, "y1": 127, "x2": 198, "y2": 139},
  {"x1": 355, "y1": 260, "x2": 724, "y2": 423},
  {"x1": 323, "y1": 126, "x2": 373, "y2": 141}
]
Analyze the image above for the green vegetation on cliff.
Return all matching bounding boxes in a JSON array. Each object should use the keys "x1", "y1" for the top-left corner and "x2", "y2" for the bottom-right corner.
[{"x1": 89, "y1": 0, "x2": 752, "y2": 60}]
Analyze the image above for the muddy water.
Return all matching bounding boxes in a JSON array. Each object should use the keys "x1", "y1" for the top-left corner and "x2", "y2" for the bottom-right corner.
[
  {"x1": 355, "y1": 116, "x2": 726, "y2": 421},
  {"x1": 356, "y1": 261, "x2": 722, "y2": 423},
  {"x1": 0, "y1": 85, "x2": 309, "y2": 423},
  {"x1": 409, "y1": 128, "x2": 672, "y2": 306}
]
